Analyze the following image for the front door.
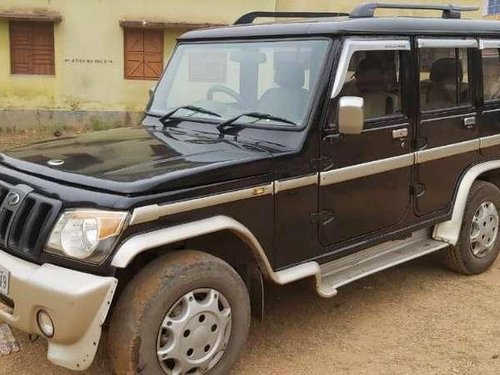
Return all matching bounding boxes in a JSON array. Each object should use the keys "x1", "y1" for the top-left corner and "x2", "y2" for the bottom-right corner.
[{"x1": 319, "y1": 38, "x2": 413, "y2": 247}]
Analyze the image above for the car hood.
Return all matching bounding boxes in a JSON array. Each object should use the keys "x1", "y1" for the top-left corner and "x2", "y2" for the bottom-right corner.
[{"x1": 0, "y1": 126, "x2": 287, "y2": 195}]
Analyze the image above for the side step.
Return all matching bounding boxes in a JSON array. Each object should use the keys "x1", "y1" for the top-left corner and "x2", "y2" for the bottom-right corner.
[{"x1": 316, "y1": 229, "x2": 449, "y2": 297}]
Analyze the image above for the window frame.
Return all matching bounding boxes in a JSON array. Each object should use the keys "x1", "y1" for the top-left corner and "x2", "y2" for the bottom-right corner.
[
  {"x1": 330, "y1": 37, "x2": 411, "y2": 130},
  {"x1": 9, "y1": 21, "x2": 56, "y2": 76},
  {"x1": 416, "y1": 38, "x2": 478, "y2": 117}
]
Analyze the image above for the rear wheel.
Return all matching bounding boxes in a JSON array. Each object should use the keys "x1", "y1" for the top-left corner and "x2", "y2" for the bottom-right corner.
[
  {"x1": 441, "y1": 180, "x2": 500, "y2": 275},
  {"x1": 108, "y1": 250, "x2": 251, "y2": 375}
]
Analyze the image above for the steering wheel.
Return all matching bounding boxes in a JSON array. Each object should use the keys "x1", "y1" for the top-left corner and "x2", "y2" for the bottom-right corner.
[{"x1": 207, "y1": 85, "x2": 242, "y2": 104}]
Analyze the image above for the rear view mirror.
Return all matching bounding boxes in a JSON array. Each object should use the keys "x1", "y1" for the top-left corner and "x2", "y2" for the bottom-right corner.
[{"x1": 338, "y1": 96, "x2": 364, "y2": 135}]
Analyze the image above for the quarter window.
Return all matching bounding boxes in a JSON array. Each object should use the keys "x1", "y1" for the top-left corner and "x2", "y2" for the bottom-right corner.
[
  {"x1": 482, "y1": 48, "x2": 500, "y2": 102},
  {"x1": 9, "y1": 21, "x2": 55, "y2": 75},
  {"x1": 124, "y1": 28, "x2": 164, "y2": 80},
  {"x1": 340, "y1": 50, "x2": 403, "y2": 120},
  {"x1": 419, "y1": 48, "x2": 470, "y2": 111}
]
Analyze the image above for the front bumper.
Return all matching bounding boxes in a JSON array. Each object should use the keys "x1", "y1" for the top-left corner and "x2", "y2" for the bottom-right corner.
[{"x1": 0, "y1": 249, "x2": 117, "y2": 371}]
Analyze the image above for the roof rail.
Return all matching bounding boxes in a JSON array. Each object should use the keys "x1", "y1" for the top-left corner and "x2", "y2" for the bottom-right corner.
[
  {"x1": 350, "y1": 2, "x2": 479, "y2": 19},
  {"x1": 234, "y1": 11, "x2": 348, "y2": 25}
]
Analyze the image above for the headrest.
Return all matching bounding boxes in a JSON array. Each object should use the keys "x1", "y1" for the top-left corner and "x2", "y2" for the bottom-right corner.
[
  {"x1": 483, "y1": 58, "x2": 499, "y2": 78},
  {"x1": 430, "y1": 58, "x2": 463, "y2": 83},
  {"x1": 355, "y1": 58, "x2": 386, "y2": 93},
  {"x1": 274, "y1": 62, "x2": 305, "y2": 89}
]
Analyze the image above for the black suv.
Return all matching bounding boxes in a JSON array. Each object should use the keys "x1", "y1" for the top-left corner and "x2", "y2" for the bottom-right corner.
[{"x1": 1, "y1": 3, "x2": 500, "y2": 374}]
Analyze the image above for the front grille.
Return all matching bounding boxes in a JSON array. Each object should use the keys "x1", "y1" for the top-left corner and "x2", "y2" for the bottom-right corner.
[{"x1": 0, "y1": 181, "x2": 61, "y2": 260}]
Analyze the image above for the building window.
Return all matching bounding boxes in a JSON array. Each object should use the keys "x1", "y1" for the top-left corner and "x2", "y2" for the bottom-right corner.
[
  {"x1": 124, "y1": 28, "x2": 164, "y2": 80},
  {"x1": 9, "y1": 21, "x2": 55, "y2": 75},
  {"x1": 488, "y1": 0, "x2": 500, "y2": 14}
]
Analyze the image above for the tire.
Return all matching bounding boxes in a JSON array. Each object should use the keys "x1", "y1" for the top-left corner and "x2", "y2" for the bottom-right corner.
[
  {"x1": 441, "y1": 180, "x2": 500, "y2": 275},
  {"x1": 108, "y1": 250, "x2": 251, "y2": 375}
]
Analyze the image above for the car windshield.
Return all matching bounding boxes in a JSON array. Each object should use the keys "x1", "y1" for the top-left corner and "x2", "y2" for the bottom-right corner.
[{"x1": 150, "y1": 39, "x2": 330, "y2": 128}]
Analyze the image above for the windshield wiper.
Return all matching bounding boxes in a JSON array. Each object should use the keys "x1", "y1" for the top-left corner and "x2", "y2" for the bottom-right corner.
[
  {"x1": 217, "y1": 112, "x2": 296, "y2": 133},
  {"x1": 159, "y1": 105, "x2": 221, "y2": 126}
]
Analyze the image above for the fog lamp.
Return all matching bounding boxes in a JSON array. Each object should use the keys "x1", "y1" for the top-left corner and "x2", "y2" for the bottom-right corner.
[{"x1": 37, "y1": 310, "x2": 54, "y2": 338}]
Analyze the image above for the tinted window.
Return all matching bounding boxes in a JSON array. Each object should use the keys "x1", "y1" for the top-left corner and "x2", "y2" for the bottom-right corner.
[
  {"x1": 419, "y1": 48, "x2": 470, "y2": 111},
  {"x1": 341, "y1": 50, "x2": 402, "y2": 120},
  {"x1": 482, "y1": 48, "x2": 500, "y2": 102}
]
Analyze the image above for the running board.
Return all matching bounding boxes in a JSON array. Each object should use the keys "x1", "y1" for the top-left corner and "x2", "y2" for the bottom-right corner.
[{"x1": 316, "y1": 229, "x2": 449, "y2": 297}]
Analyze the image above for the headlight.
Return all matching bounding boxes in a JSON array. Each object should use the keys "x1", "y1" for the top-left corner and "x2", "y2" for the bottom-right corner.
[{"x1": 45, "y1": 210, "x2": 128, "y2": 264}]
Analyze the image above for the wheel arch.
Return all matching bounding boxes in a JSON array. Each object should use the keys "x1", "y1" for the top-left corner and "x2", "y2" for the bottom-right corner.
[
  {"x1": 111, "y1": 215, "x2": 272, "y2": 319},
  {"x1": 433, "y1": 160, "x2": 500, "y2": 245}
]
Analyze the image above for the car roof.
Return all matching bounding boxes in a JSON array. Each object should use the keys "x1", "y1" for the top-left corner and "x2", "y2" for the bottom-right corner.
[{"x1": 179, "y1": 17, "x2": 500, "y2": 41}]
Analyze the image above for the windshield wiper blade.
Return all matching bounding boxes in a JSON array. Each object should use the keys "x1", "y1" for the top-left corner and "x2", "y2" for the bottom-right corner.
[
  {"x1": 217, "y1": 112, "x2": 296, "y2": 133},
  {"x1": 160, "y1": 105, "x2": 221, "y2": 126}
]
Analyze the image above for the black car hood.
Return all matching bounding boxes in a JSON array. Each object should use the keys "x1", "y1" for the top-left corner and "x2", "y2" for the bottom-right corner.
[{"x1": 0, "y1": 126, "x2": 287, "y2": 195}]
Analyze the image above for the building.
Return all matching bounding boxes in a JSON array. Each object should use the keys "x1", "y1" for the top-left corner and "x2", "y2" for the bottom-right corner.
[{"x1": 0, "y1": 0, "x2": 491, "y2": 129}]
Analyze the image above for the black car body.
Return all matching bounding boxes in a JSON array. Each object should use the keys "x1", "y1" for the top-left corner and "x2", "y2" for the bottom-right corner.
[{"x1": 1, "y1": 3, "x2": 500, "y2": 373}]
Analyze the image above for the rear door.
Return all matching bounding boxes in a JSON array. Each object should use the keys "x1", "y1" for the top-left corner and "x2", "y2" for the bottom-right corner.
[
  {"x1": 415, "y1": 39, "x2": 480, "y2": 216},
  {"x1": 478, "y1": 39, "x2": 500, "y2": 159},
  {"x1": 319, "y1": 38, "x2": 413, "y2": 247}
]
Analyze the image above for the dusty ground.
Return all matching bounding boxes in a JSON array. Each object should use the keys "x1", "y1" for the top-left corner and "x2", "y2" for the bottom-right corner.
[
  {"x1": 1, "y1": 133, "x2": 500, "y2": 374},
  {"x1": 0, "y1": 254, "x2": 499, "y2": 375}
]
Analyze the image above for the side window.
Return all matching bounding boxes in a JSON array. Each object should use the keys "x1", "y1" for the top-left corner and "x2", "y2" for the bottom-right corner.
[
  {"x1": 340, "y1": 50, "x2": 402, "y2": 120},
  {"x1": 482, "y1": 48, "x2": 500, "y2": 102},
  {"x1": 419, "y1": 48, "x2": 470, "y2": 111}
]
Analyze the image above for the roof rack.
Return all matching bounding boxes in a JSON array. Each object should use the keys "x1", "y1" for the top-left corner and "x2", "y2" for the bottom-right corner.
[
  {"x1": 234, "y1": 11, "x2": 348, "y2": 25},
  {"x1": 350, "y1": 2, "x2": 479, "y2": 19}
]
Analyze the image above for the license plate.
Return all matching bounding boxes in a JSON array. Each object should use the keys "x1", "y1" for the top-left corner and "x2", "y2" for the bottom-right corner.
[{"x1": 0, "y1": 265, "x2": 9, "y2": 296}]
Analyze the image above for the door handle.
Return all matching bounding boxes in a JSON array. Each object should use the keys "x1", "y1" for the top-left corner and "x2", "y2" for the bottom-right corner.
[
  {"x1": 392, "y1": 128, "x2": 408, "y2": 139},
  {"x1": 463, "y1": 117, "x2": 476, "y2": 129}
]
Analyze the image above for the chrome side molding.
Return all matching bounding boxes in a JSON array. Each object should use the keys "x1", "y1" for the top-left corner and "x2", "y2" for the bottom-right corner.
[
  {"x1": 320, "y1": 153, "x2": 413, "y2": 186},
  {"x1": 129, "y1": 183, "x2": 274, "y2": 225}
]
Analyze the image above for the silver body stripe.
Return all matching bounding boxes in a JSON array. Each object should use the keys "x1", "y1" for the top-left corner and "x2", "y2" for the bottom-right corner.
[
  {"x1": 129, "y1": 183, "x2": 274, "y2": 225},
  {"x1": 481, "y1": 134, "x2": 500, "y2": 149},
  {"x1": 416, "y1": 139, "x2": 480, "y2": 164},
  {"x1": 129, "y1": 134, "x2": 500, "y2": 225},
  {"x1": 275, "y1": 174, "x2": 318, "y2": 193},
  {"x1": 320, "y1": 154, "x2": 414, "y2": 186}
]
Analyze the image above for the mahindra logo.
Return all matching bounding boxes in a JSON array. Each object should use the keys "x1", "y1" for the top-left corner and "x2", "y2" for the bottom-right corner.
[{"x1": 5, "y1": 192, "x2": 21, "y2": 207}]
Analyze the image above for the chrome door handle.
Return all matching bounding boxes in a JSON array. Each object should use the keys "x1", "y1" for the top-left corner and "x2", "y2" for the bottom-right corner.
[
  {"x1": 392, "y1": 128, "x2": 408, "y2": 139},
  {"x1": 463, "y1": 117, "x2": 476, "y2": 129}
]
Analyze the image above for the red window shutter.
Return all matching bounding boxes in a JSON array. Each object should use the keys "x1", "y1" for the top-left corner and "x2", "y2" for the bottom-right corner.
[
  {"x1": 124, "y1": 28, "x2": 163, "y2": 80},
  {"x1": 10, "y1": 21, "x2": 55, "y2": 75}
]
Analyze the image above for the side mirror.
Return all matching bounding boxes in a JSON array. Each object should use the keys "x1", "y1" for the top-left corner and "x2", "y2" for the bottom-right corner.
[{"x1": 338, "y1": 96, "x2": 364, "y2": 135}]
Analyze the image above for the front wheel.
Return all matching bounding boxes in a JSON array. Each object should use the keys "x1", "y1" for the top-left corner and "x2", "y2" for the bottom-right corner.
[
  {"x1": 441, "y1": 180, "x2": 500, "y2": 275},
  {"x1": 108, "y1": 250, "x2": 251, "y2": 375}
]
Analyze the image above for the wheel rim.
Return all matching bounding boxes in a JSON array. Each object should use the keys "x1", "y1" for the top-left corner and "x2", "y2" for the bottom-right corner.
[
  {"x1": 156, "y1": 288, "x2": 232, "y2": 375},
  {"x1": 470, "y1": 201, "x2": 499, "y2": 258}
]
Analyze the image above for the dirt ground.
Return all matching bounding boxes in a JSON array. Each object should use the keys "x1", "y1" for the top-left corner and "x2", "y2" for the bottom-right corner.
[{"x1": 0, "y1": 254, "x2": 499, "y2": 375}]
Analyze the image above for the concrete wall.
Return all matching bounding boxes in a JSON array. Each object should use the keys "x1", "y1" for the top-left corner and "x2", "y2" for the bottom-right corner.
[
  {"x1": 0, "y1": 0, "x2": 488, "y2": 129},
  {"x1": 0, "y1": 0, "x2": 273, "y2": 128}
]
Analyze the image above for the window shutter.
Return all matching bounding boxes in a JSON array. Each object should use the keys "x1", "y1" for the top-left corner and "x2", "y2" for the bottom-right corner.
[
  {"x1": 143, "y1": 30, "x2": 164, "y2": 79},
  {"x1": 124, "y1": 28, "x2": 163, "y2": 80},
  {"x1": 10, "y1": 21, "x2": 55, "y2": 75}
]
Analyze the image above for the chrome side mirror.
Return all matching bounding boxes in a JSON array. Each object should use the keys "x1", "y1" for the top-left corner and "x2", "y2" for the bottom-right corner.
[{"x1": 338, "y1": 96, "x2": 364, "y2": 135}]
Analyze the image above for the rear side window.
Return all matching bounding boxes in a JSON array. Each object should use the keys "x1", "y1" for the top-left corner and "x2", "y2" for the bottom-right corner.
[
  {"x1": 340, "y1": 50, "x2": 402, "y2": 120},
  {"x1": 482, "y1": 48, "x2": 500, "y2": 102},
  {"x1": 419, "y1": 48, "x2": 470, "y2": 111}
]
